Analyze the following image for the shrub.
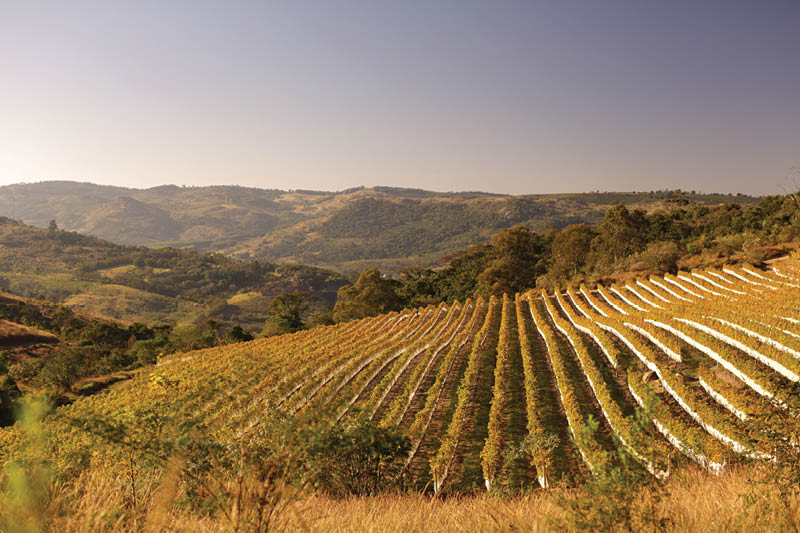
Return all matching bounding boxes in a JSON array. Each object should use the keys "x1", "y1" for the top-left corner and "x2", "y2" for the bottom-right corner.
[
  {"x1": 223, "y1": 325, "x2": 253, "y2": 344},
  {"x1": 129, "y1": 338, "x2": 164, "y2": 366},
  {"x1": 639, "y1": 241, "x2": 680, "y2": 274},
  {"x1": 168, "y1": 324, "x2": 214, "y2": 352},
  {"x1": 94, "y1": 350, "x2": 133, "y2": 375},
  {"x1": 307, "y1": 421, "x2": 411, "y2": 496},
  {"x1": 9, "y1": 359, "x2": 44, "y2": 382}
]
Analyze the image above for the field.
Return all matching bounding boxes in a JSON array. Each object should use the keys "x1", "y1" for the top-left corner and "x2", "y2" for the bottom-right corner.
[{"x1": 1, "y1": 258, "x2": 799, "y2": 529}]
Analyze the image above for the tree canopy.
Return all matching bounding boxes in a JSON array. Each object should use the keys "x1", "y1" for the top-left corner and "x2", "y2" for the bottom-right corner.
[
  {"x1": 550, "y1": 223, "x2": 595, "y2": 281},
  {"x1": 476, "y1": 226, "x2": 548, "y2": 297},
  {"x1": 263, "y1": 291, "x2": 316, "y2": 335},
  {"x1": 332, "y1": 268, "x2": 405, "y2": 322}
]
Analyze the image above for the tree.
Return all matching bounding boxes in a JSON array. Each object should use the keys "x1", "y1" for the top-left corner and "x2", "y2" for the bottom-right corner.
[
  {"x1": 48, "y1": 220, "x2": 58, "y2": 232},
  {"x1": 224, "y1": 325, "x2": 254, "y2": 343},
  {"x1": 263, "y1": 292, "x2": 316, "y2": 335},
  {"x1": 591, "y1": 205, "x2": 648, "y2": 270},
  {"x1": 550, "y1": 224, "x2": 595, "y2": 281},
  {"x1": 332, "y1": 268, "x2": 404, "y2": 322},
  {"x1": 0, "y1": 373, "x2": 21, "y2": 425},
  {"x1": 79, "y1": 320, "x2": 130, "y2": 349},
  {"x1": 431, "y1": 244, "x2": 492, "y2": 303},
  {"x1": 476, "y1": 226, "x2": 547, "y2": 297},
  {"x1": 307, "y1": 310, "x2": 335, "y2": 328},
  {"x1": 39, "y1": 348, "x2": 82, "y2": 393},
  {"x1": 395, "y1": 266, "x2": 439, "y2": 307},
  {"x1": 638, "y1": 241, "x2": 680, "y2": 274}
]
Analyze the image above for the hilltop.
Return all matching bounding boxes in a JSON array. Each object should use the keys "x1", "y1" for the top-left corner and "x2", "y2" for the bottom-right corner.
[{"x1": 0, "y1": 181, "x2": 759, "y2": 271}]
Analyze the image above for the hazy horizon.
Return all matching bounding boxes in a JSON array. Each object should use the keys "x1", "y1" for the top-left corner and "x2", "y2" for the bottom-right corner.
[
  {"x1": 2, "y1": 1, "x2": 799, "y2": 196},
  {"x1": 0, "y1": 178, "x2": 770, "y2": 197}
]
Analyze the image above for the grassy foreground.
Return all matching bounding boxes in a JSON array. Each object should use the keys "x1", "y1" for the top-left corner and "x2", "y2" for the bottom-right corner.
[{"x1": 17, "y1": 465, "x2": 799, "y2": 532}]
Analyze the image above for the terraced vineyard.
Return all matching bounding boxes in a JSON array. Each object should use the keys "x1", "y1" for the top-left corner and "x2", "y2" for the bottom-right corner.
[{"x1": 3, "y1": 259, "x2": 800, "y2": 494}]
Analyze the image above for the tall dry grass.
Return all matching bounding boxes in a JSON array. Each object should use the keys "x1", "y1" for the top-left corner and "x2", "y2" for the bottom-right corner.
[{"x1": 32, "y1": 464, "x2": 798, "y2": 532}]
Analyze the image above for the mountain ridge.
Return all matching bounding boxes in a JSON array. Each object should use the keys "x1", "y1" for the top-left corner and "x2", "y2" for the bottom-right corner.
[{"x1": 0, "y1": 181, "x2": 759, "y2": 271}]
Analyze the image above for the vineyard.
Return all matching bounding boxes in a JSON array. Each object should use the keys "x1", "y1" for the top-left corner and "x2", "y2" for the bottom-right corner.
[{"x1": 2, "y1": 258, "x2": 800, "y2": 494}]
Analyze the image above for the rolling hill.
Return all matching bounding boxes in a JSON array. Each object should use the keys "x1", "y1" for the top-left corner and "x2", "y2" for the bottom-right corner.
[
  {"x1": 3, "y1": 256, "x2": 797, "y2": 495},
  {"x1": 0, "y1": 181, "x2": 759, "y2": 271},
  {"x1": 0, "y1": 217, "x2": 346, "y2": 330}
]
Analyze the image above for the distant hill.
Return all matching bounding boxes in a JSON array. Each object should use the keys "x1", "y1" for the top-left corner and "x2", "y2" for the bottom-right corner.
[
  {"x1": 0, "y1": 217, "x2": 347, "y2": 331},
  {"x1": 0, "y1": 181, "x2": 759, "y2": 271}
]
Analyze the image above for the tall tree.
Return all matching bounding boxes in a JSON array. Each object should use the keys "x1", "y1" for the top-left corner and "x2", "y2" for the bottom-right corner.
[
  {"x1": 263, "y1": 291, "x2": 316, "y2": 335},
  {"x1": 550, "y1": 223, "x2": 594, "y2": 280},
  {"x1": 476, "y1": 225, "x2": 546, "y2": 297},
  {"x1": 333, "y1": 268, "x2": 404, "y2": 322},
  {"x1": 591, "y1": 205, "x2": 648, "y2": 269}
]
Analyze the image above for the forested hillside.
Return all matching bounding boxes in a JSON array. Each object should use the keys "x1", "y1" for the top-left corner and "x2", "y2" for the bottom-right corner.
[
  {"x1": 0, "y1": 218, "x2": 346, "y2": 330},
  {"x1": 334, "y1": 194, "x2": 800, "y2": 315},
  {"x1": 0, "y1": 182, "x2": 758, "y2": 271}
]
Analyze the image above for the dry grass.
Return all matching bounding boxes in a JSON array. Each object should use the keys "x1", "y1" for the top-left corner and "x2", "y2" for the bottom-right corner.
[
  {"x1": 30, "y1": 464, "x2": 798, "y2": 532},
  {"x1": 645, "y1": 466, "x2": 799, "y2": 532},
  {"x1": 0, "y1": 320, "x2": 58, "y2": 342},
  {"x1": 277, "y1": 492, "x2": 561, "y2": 532}
]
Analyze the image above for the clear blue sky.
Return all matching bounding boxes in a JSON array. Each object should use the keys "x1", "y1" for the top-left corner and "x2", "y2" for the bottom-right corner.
[{"x1": 1, "y1": 1, "x2": 798, "y2": 195}]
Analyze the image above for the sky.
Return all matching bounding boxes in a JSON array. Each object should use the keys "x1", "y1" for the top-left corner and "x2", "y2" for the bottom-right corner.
[{"x1": 1, "y1": 1, "x2": 799, "y2": 196}]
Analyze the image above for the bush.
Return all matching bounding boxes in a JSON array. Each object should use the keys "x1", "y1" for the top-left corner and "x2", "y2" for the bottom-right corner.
[
  {"x1": 129, "y1": 338, "x2": 169, "y2": 366},
  {"x1": 223, "y1": 325, "x2": 253, "y2": 344},
  {"x1": 9, "y1": 359, "x2": 43, "y2": 382},
  {"x1": 307, "y1": 310, "x2": 335, "y2": 328},
  {"x1": 637, "y1": 241, "x2": 681, "y2": 274},
  {"x1": 168, "y1": 324, "x2": 214, "y2": 352},
  {"x1": 333, "y1": 269, "x2": 404, "y2": 322},
  {"x1": 94, "y1": 350, "x2": 133, "y2": 375},
  {"x1": 79, "y1": 321, "x2": 130, "y2": 349},
  {"x1": 713, "y1": 234, "x2": 745, "y2": 256},
  {"x1": 307, "y1": 421, "x2": 410, "y2": 496}
]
